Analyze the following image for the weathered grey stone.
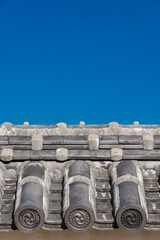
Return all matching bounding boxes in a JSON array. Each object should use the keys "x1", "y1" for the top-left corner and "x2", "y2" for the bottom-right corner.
[
  {"x1": 99, "y1": 136, "x2": 118, "y2": 145},
  {"x1": 110, "y1": 161, "x2": 147, "y2": 232},
  {"x1": 56, "y1": 122, "x2": 67, "y2": 135},
  {"x1": 45, "y1": 213, "x2": 62, "y2": 225},
  {"x1": 133, "y1": 121, "x2": 139, "y2": 126},
  {"x1": 119, "y1": 135, "x2": 142, "y2": 144},
  {"x1": 56, "y1": 148, "x2": 68, "y2": 161},
  {"x1": 1, "y1": 123, "x2": 160, "y2": 233},
  {"x1": 32, "y1": 134, "x2": 43, "y2": 151},
  {"x1": 88, "y1": 134, "x2": 99, "y2": 150},
  {"x1": 11, "y1": 149, "x2": 112, "y2": 160},
  {"x1": 9, "y1": 136, "x2": 31, "y2": 145},
  {"x1": 68, "y1": 149, "x2": 111, "y2": 160},
  {"x1": 23, "y1": 122, "x2": 29, "y2": 125},
  {"x1": 6, "y1": 169, "x2": 17, "y2": 179},
  {"x1": 14, "y1": 162, "x2": 50, "y2": 233},
  {"x1": 43, "y1": 144, "x2": 88, "y2": 150},
  {"x1": 108, "y1": 122, "x2": 119, "y2": 135},
  {"x1": 123, "y1": 149, "x2": 160, "y2": 160},
  {"x1": 79, "y1": 121, "x2": 85, "y2": 126},
  {"x1": 99, "y1": 144, "x2": 143, "y2": 149},
  {"x1": 12, "y1": 150, "x2": 57, "y2": 160},
  {"x1": 3, "y1": 148, "x2": 160, "y2": 161},
  {"x1": 154, "y1": 135, "x2": 160, "y2": 144},
  {"x1": 43, "y1": 136, "x2": 64, "y2": 144},
  {"x1": 0, "y1": 123, "x2": 160, "y2": 136},
  {"x1": 111, "y1": 148, "x2": 123, "y2": 161},
  {"x1": 64, "y1": 136, "x2": 88, "y2": 144},
  {"x1": 1, "y1": 144, "x2": 32, "y2": 150},
  {"x1": 0, "y1": 162, "x2": 6, "y2": 186},
  {"x1": 1, "y1": 148, "x2": 13, "y2": 162},
  {"x1": 64, "y1": 161, "x2": 95, "y2": 232},
  {"x1": 0, "y1": 136, "x2": 8, "y2": 144},
  {"x1": 2, "y1": 122, "x2": 13, "y2": 131},
  {"x1": 143, "y1": 134, "x2": 154, "y2": 150}
]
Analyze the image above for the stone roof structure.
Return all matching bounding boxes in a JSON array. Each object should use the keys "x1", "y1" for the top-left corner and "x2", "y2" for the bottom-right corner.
[{"x1": 0, "y1": 122, "x2": 160, "y2": 233}]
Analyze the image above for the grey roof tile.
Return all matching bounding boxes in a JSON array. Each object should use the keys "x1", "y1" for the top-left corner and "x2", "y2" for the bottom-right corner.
[{"x1": 0, "y1": 124, "x2": 160, "y2": 233}]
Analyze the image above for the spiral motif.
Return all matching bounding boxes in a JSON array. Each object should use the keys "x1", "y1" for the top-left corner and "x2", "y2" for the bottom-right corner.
[
  {"x1": 121, "y1": 209, "x2": 143, "y2": 229},
  {"x1": 18, "y1": 209, "x2": 40, "y2": 229},
  {"x1": 69, "y1": 209, "x2": 91, "y2": 229}
]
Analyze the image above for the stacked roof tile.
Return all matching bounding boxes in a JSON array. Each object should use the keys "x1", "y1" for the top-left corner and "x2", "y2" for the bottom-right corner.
[{"x1": 0, "y1": 122, "x2": 160, "y2": 233}]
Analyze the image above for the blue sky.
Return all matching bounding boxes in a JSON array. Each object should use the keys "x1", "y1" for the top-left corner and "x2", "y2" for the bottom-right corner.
[{"x1": 0, "y1": 0, "x2": 160, "y2": 125}]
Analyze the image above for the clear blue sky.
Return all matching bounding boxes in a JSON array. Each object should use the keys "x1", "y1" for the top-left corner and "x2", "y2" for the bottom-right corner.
[{"x1": 0, "y1": 0, "x2": 160, "y2": 125}]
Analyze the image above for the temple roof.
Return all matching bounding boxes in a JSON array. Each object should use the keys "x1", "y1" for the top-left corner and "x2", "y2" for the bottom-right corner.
[{"x1": 0, "y1": 122, "x2": 160, "y2": 233}]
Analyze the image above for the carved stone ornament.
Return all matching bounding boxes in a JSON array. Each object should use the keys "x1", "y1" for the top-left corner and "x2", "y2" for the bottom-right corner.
[
  {"x1": 116, "y1": 206, "x2": 147, "y2": 232},
  {"x1": 18, "y1": 209, "x2": 40, "y2": 229},
  {"x1": 121, "y1": 209, "x2": 143, "y2": 229},
  {"x1": 65, "y1": 207, "x2": 95, "y2": 232},
  {"x1": 69, "y1": 209, "x2": 90, "y2": 229},
  {"x1": 14, "y1": 207, "x2": 45, "y2": 233}
]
